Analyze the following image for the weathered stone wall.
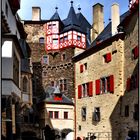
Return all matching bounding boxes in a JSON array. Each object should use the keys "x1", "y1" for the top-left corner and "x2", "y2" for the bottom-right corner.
[
  {"x1": 75, "y1": 39, "x2": 124, "y2": 139},
  {"x1": 120, "y1": 10, "x2": 138, "y2": 140},
  {"x1": 24, "y1": 23, "x2": 75, "y2": 99}
]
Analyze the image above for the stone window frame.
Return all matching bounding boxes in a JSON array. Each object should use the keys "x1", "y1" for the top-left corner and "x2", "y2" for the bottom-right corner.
[
  {"x1": 59, "y1": 79, "x2": 68, "y2": 91},
  {"x1": 64, "y1": 111, "x2": 68, "y2": 119}
]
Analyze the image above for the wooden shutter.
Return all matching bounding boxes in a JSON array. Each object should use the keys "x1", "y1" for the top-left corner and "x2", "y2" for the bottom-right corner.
[
  {"x1": 105, "y1": 53, "x2": 111, "y2": 63},
  {"x1": 88, "y1": 82, "x2": 93, "y2": 97},
  {"x1": 96, "y1": 79, "x2": 100, "y2": 95},
  {"x1": 109, "y1": 75, "x2": 114, "y2": 93},
  {"x1": 134, "y1": 46, "x2": 138, "y2": 59},
  {"x1": 78, "y1": 85, "x2": 82, "y2": 99},
  {"x1": 126, "y1": 78, "x2": 131, "y2": 91},
  {"x1": 80, "y1": 65, "x2": 83, "y2": 73}
]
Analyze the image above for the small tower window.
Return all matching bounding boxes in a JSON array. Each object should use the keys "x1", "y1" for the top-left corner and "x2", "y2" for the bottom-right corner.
[
  {"x1": 41, "y1": 55, "x2": 49, "y2": 64},
  {"x1": 77, "y1": 35, "x2": 81, "y2": 41},
  {"x1": 61, "y1": 53, "x2": 66, "y2": 61},
  {"x1": 39, "y1": 37, "x2": 44, "y2": 44},
  {"x1": 64, "y1": 36, "x2": 68, "y2": 41},
  {"x1": 53, "y1": 39, "x2": 58, "y2": 44}
]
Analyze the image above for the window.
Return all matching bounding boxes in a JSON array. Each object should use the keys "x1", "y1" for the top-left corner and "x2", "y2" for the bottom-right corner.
[
  {"x1": 23, "y1": 77, "x2": 28, "y2": 92},
  {"x1": 77, "y1": 36, "x2": 81, "y2": 41},
  {"x1": 124, "y1": 105, "x2": 129, "y2": 117},
  {"x1": 53, "y1": 39, "x2": 58, "y2": 44},
  {"x1": 61, "y1": 53, "x2": 66, "y2": 61},
  {"x1": 54, "y1": 111, "x2": 59, "y2": 119},
  {"x1": 104, "y1": 53, "x2": 112, "y2": 63},
  {"x1": 80, "y1": 63, "x2": 87, "y2": 73},
  {"x1": 64, "y1": 112, "x2": 68, "y2": 119},
  {"x1": 41, "y1": 55, "x2": 49, "y2": 64},
  {"x1": 13, "y1": 52, "x2": 19, "y2": 86},
  {"x1": 39, "y1": 37, "x2": 44, "y2": 44},
  {"x1": 92, "y1": 107, "x2": 100, "y2": 122},
  {"x1": 81, "y1": 107, "x2": 86, "y2": 121},
  {"x1": 59, "y1": 79, "x2": 67, "y2": 91},
  {"x1": 64, "y1": 36, "x2": 68, "y2": 41},
  {"x1": 133, "y1": 104, "x2": 138, "y2": 121},
  {"x1": 60, "y1": 37, "x2": 63, "y2": 43},
  {"x1": 48, "y1": 24, "x2": 52, "y2": 29},
  {"x1": 78, "y1": 82, "x2": 92, "y2": 99},
  {"x1": 126, "y1": 74, "x2": 138, "y2": 92},
  {"x1": 132, "y1": 46, "x2": 138, "y2": 59},
  {"x1": 78, "y1": 125, "x2": 81, "y2": 131},
  {"x1": 95, "y1": 75, "x2": 114, "y2": 95},
  {"x1": 49, "y1": 111, "x2": 53, "y2": 118}
]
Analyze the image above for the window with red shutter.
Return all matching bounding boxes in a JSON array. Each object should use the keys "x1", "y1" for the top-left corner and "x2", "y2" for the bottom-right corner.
[
  {"x1": 109, "y1": 75, "x2": 114, "y2": 93},
  {"x1": 78, "y1": 85, "x2": 82, "y2": 99},
  {"x1": 88, "y1": 82, "x2": 93, "y2": 97},
  {"x1": 104, "y1": 53, "x2": 111, "y2": 63},
  {"x1": 126, "y1": 78, "x2": 131, "y2": 91},
  {"x1": 134, "y1": 46, "x2": 139, "y2": 59},
  {"x1": 80, "y1": 65, "x2": 83, "y2": 73},
  {"x1": 96, "y1": 79, "x2": 100, "y2": 95}
]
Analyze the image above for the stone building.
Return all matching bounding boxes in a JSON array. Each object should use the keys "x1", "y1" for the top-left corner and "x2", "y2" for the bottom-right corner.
[
  {"x1": 72, "y1": 1, "x2": 138, "y2": 140},
  {"x1": 2, "y1": 0, "x2": 41, "y2": 139},
  {"x1": 23, "y1": 1, "x2": 91, "y2": 100},
  {"x1": 116, "y1": 0, "x2": 139, "y2": 139},
  {"x1": 38, "y1": 86, "x2": 74, "y2": 139}
]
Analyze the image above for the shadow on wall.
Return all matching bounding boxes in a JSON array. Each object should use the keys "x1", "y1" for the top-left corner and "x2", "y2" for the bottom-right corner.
[{"x1": 110, "y1": 62, "x2": 138, "y2": 140}]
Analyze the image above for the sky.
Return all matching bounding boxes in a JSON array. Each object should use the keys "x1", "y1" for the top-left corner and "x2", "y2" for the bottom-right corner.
[{"x1": 18, "y1": 0, "x2": 129, "y2": 26}]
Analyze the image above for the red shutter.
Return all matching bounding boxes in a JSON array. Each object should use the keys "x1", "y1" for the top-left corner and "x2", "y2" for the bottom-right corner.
[
  {"x1": 134, "y1": 46, "x2": 139, "y2": 59},
  {"x1": 88, "y1": 82, "x2": 93, "y2": 97},
  {"x1": 126, "y1": 78, "x2": 131, "y2": 91},
  {"x1": 109, "y1": 75, "x2": 114, "y2": 93},
  {"x1": 78, "y1": 85, "x2": 82, "y2": 99},
  {"x1": 105, "y1": 53, "x2": 111, "y2": 63},
  {"x1": 96, "y1": 79, "x2": 100, "y2": 95},
  {"x1": 80, "y1": 65, "x2": 83, "y2": 73}
]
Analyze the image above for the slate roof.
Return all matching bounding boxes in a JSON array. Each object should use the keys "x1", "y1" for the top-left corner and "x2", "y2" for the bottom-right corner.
[
  {"x1": 91, "y1": 11, "x2": 130, "y2": 47},
  {"x1": 38, "y1": 86, "x2": 74, "y2": 105},
  {"x1": 50, "y1": 11, "x2": 61, "y2": 21}
]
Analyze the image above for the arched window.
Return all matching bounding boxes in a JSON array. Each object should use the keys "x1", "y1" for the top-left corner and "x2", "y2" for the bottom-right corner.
[{"x1": 23, "y1": 77, "x2": 28, "y2": 92}]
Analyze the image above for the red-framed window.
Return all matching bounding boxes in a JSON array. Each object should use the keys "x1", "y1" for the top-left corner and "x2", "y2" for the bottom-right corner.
[
  {"x1": 64, "y1": 112, "x2": 68, "y2": 119},
  {"x1": 54, "y1": 111, "x2": 59, "y2": 119},
  {"x1": 95, "y1": 75, "x2": 114, "y2": 95},
  {"x1": 80, "y1": 63, "x2": 87, "y2": 73}
]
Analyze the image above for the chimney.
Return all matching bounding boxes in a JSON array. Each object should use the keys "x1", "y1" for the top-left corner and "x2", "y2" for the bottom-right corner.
[
  {"x1": 111, "y1": 3, "x2": 120, "y2": 35},
  {"x1": 32, "y1": 7, "x2": 41, "y2": 21},
  {"x1": 91, "y1": 3, "x2": 104, "y2": 42}
]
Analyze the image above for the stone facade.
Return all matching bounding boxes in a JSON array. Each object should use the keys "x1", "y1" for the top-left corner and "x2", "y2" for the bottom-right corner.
[
  {"x1": 24, "y1": 23, "x2": 75, "y2": 99},
  {"x1": 74, "y1": 4, "x2": 138, "y2": 140},
  {"x1": 74, "y1": 37, "x2": 124, "y2": 140},
  {"x1": 119, "y1": 9, "x2": 138, "y2": 139}
]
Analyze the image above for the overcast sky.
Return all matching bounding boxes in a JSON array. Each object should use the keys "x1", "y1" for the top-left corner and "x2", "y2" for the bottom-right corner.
[{"x1": 18, "y1": 0, "x2": 129, "y2": 26}]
